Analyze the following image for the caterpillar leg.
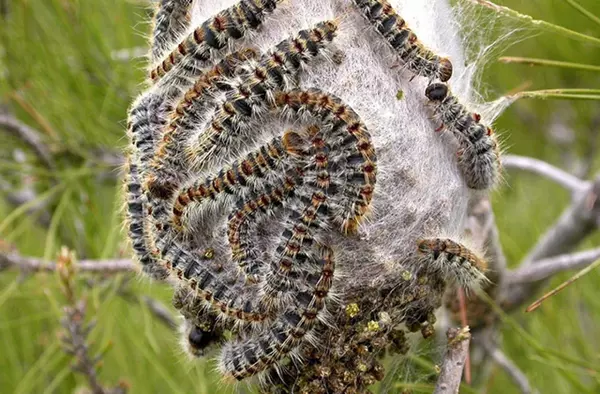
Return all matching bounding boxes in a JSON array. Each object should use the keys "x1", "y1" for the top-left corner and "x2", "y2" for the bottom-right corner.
[
  {"x1": 417, "y1": 237, "x2": 488, "y2": 290},
  {"x1": 425, "y1": 83, "x2": 501, "y2": 190}
]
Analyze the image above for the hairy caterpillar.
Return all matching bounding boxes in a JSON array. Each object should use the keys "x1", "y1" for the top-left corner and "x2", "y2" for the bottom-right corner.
[
  {"x1": 150, "y1": 0, "x2": 194, "y2": 63},
  {"x1": 149, "y1": 0, "x2": 282, "y2": 82},
  {"x1": 425, "y1": 83, "x2": 500, "y2": 190},
  {"x1": 417, "y1": 238, "x2": 488, "y2": 289},
  {"x1": 353, "y1": 0, "x2": 453, "y2": 82},
  {"x1": 126, "y1": 1, "x2": 278, "y2": 278},
  {"x1": 146, "y1": 48, "x2": 260, "y2": 201}
]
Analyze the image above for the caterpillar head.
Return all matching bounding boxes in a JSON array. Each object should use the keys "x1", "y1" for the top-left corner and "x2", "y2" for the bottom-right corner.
[{"x1": 425, "y1": 83, "x2": 449, "y2": 102}]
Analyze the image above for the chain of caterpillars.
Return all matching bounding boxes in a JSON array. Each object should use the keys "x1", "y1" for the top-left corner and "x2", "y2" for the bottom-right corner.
[{"x1": 124, "y1": 0, "x2": 499, "y2": 385}]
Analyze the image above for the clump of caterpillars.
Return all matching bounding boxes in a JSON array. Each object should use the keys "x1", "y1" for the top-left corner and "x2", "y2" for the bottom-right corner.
[{"x1": 124, "y1": 0, "x2": 501, "y2": 391}]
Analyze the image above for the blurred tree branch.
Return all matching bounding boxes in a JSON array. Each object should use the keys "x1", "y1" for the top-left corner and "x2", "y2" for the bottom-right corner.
[
  {"x1": 506, "y1": 247, "x2": 600, "y2": 284},
  {"x1": 502, "y1": 154, "x2": 587, "y2": 194},
  {"x1": 0, "y1": 250, "x2": 136, "y2": 274},
  {"x1": 485, "y1": 345, "x2": 533, "y2": 394},
  {"x1": 501, "y1": 173, "x2": 600, "y2": 310},
  {"x1": 56, "y1": 247, "x2": 129, "y2": 394},
  {"x1": 0, "y1": 113, "x2": 55, "y2": 169}
]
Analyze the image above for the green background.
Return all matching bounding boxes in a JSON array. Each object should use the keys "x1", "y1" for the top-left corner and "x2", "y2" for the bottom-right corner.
[{"x1": 1, "y1": 0, "x2": 599, "y2": 392}]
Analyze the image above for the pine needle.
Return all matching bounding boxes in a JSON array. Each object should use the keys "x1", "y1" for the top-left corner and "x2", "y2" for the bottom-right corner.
[{"x1": 526, "y1": 259, "x2": 600, "y2": 312}]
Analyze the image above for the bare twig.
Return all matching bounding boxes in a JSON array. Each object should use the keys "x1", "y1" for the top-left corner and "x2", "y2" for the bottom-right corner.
[
  {"x1": 507, "y1": 247, "x2": 600, "y2": 284},
  {"x1": 501, "y1": 154, "x2": 587, "y2": 194},
  {"x1": 487, "y1": 346, "x2": 533, "y2": 394},
  {"x1": 434, "y1": 327, "x2": 471, "y2": 394},
  {"x1": 456, "y1": 289, "x2": 471, "y2": 384},
  {"x1": 467, "y1": 195, "x2": 507, "y2": 281},
  {"x1": 0, "y1": 251, "x2": 136, "y2": 274},
  {"x1": 0, "y1": 114, "x2": 55, "y2": 168},
  {"x1": 56, "y1": 247, "x2": 128, "y2": 394},
  {"x1": 118, "y1": 286, "x2": 177, "y2": 330}
]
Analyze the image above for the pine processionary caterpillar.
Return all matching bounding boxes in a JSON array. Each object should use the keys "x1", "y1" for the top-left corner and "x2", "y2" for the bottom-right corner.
[
  {"x1": 123, "y1": 157, "x2": 169, "y2": 279},
  {"x1": 273, "y1": 89, "x2": 377, "y2": 235},
  {"x1": 150, "y1": 0, "x2": 194, "y2": 63},
  {"x1": 425, "y1": 83, "x2": 500, "y2": 190},
  {"x1": 353, "y1": 0, "x2": 453, "y2": 82},
  {"x1": 417, "y1": 238, "x2": 488, "y2": 289},
  {"x1": 227, "y1": 177, "x2": 299, "y2": 283},
  {"x1": 149, "y1": 0, "x2": 282, "y2": 82},
  {"x1": 216, "y1": 94, "x2": 377, "y2": 379}
]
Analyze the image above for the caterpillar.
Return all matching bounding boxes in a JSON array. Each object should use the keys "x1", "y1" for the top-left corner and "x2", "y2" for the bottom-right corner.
[
  {"x1": 353, "y1": 0, "x2": 453, "y2": 82},
  {"x1": 149, "y1": 0, "x2": 282, "y2": 82},
  {"x1": 417, "y1": 238, "x2": 488, "y2": 289},
  {"x1": 150, "y1": 0, "x2": 194, "y2": 63},
  {"x1": 125, "y1": 2, "x2": 273, "y2": 278},
  {"x1": 425, "y1": 83, "x2": 501, "y2": 190}
]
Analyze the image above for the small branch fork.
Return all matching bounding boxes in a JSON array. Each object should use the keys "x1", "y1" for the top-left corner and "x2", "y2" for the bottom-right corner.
[
  {"x1": 499, "y1": 155, "x2": 600, "y2": 310},
  {"x1": 450, "y1": 153, "x2": 599, "y2": 392},
  {"x1": 434, "y1": 327, "x2": 471, "y2": 394}
]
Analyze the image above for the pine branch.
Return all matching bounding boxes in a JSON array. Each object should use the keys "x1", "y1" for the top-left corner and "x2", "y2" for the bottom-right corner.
[
  {"x1": 487, "y1": 346, "x2": 534, "y2": 394},
  {"x1": 501, "y1": 174, "x2": 600, "y2": 310},
  {"x1": 434, "y1": 327, "x2": 471, "y2": 394},
  {"x1": 506, "y1": 247, "x2": 600, "y2": 284},
  {"x1": 0, "y1": 251, "x2": 136, "y2": 274},
  {"x1": 502, "y1": 155, "x2": 587, "y2": 194},
  {"x1": 0, "y1": 113, "x2": 55, "y2": 168}
]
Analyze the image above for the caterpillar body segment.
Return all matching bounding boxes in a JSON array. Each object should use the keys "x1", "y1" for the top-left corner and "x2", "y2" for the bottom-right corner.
[
  {"x1": 149, "y1": 0, "x2": 282, "y2": 82},
  {"x1": 259, "y1": 127, "x2": 337, "y2": 307},
  {"x1": 190, "y1": 20, "x2": 339, "y2": 171},
  {"x1": 146, "y1": 48, "x2": 260, "y2": 203},
  {"x1": 150, "y1": 0, "x2": 194, "y2": 63},
  {"x1": 417, "y1": 238, "x2": 488, "y2": 290},
  {"x1": 353, "y1": 0, "x2": 453, "y2": 82},
  {"x1": 219, "y1": 246, "x2": 335, "y2": 380},
  {"x1": 126, "y1": 89, "x2": 175, "y2": 279},
  {"x1": 425, "y1": 83, "x2": 501, "y2": 190}
]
